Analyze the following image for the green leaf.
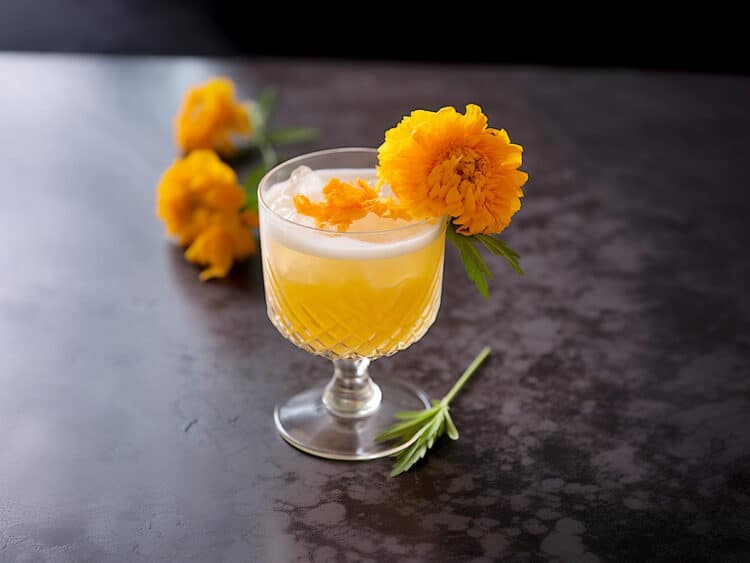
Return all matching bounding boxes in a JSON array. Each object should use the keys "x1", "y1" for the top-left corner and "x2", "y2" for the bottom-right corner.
[
  {"x1": 447, "y1": 225, "x2": 492, "y2": 299},
  {"x1": 375, "y1": 407, "x2": 440, "y2": 442},
  {"x1": 256, "y1": 87, "x2": 277, "y2": 123},
  {"x1": 390, "y1": 427, "x2": 427, "y2": 476},
  {"x1": 434, "y1": 412, "x2": 447, "y2": 445},
  {"x1": 375, "y1": 419, "x2": 426, "y2": 442},
  {"x1": 258, "y1": 140, "x2": 278, "y2": 170},
  {"x1": 474, "y1": 234, "x2": 524, "y2": 275},
  {"x1": 392, "y1": 440, "x2": 422, "y2": 476},
  {"x1": 426, "y1": 429, "x2": 437, "y2": 449},
  {"x1": 475, "y1": 235, "x2": 519, "y2": 260},
  {"x1": 390, "y1": 415, "x2": 441, "y2": 476},
  {"x1": 387, "y1": 404, "x2": 450, "y2": 475},
  {"x1": 444, "y1": 409, "x2": 459, "y2": 440},
  {"x1": 393, "y1": 408, "x2": 438, "y2": 421},
  {"x1": 268, "y1": 127, "x2": 318, "y2": 146},
  {"x1": 242, "y1": 163, "x2": 268, "y2": 212}
]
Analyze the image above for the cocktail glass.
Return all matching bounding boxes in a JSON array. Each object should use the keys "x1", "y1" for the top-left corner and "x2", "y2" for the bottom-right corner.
[{"x1": 259, "y1": 148, "x2": 446, "y2": 460}]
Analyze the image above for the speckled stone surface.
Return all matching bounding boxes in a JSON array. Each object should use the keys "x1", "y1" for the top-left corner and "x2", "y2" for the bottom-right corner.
[{"x1": 1, "y1": 54, "x2": 748, "y2": 562}]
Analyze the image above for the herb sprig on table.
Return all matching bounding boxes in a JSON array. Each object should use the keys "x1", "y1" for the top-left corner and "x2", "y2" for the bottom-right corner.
[{"x1": 376, "y1": 347, "x2": 491, "y2": 476}]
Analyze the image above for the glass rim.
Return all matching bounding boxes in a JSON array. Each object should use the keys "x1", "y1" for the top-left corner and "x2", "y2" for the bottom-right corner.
[{"x1": 257, "y1": 147, "x2": 436, "y2": 236}]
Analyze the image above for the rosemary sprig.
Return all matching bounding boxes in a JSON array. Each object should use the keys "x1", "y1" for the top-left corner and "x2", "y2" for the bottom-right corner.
[{"x1": 376, "y1": 346, "x2": 491, "y2": 476}]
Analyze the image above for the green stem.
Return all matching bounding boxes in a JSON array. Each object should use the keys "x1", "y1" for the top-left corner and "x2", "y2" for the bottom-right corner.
[
  {"x1": 258, "y1": 135, "x2": 278, "y2": 170},
  {"x1": 441, "y1": 346, "x2": 491, "y2": 406}
]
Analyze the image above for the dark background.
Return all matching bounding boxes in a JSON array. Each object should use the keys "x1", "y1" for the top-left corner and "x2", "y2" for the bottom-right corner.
[
  {"x1": 1, "y1": 3, "x2": 750, "y2": 561},
  {"x1": 0, "y1": 0, "x2": 746, "y2": 74}
]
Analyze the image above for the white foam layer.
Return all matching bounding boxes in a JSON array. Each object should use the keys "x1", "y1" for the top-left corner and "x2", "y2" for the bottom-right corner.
[{"x1": 260, "y1": 167, "x2": 443, "y2": 260}]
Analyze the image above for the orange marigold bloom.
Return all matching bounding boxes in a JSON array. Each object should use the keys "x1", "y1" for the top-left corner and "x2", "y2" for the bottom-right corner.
[
  {"x1": 184, "y1": 211, "x2": 258, "y2": 281},
  {"x1": 174, "y1": 77, "x2": 251, "y2": 155},
  {"x1": 294, "y1": 178, "x2": 410, "y2": 232},
  {"x1": 156, "y1": 150, "x2": 258, "y2": 280},
  {"x1": 156, "y1": 150, "x2": 246, "y2": 245},
  {"x1": 377, "y1": 104, "x2": 528, "y2": 235}
]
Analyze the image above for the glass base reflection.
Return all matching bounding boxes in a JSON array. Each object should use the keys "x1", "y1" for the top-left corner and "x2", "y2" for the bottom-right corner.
[{"x1": 274, "y1": 377, "x2": 429, "y2": 460}]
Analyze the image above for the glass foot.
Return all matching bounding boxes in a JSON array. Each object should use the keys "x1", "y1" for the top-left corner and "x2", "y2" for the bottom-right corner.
[{"x1": 274, "y1": 377, "x2": 430, "y2": 460}]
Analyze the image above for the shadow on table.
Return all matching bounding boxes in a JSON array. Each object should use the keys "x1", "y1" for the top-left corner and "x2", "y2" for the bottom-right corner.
[{"x1": 166, "y1": 243, "x2": 264, "y2": 298}]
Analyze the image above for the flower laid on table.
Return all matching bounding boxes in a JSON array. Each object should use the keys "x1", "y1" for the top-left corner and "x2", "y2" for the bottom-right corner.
[
  {"x1": 157, "y1": 76, "x2": 317, "y2": 280},
  {"x1": 175, "y1": 77, "x2": 252, "y2": 155},
  {"x1": 157, "y1": 150, "x2": 257, "y2": 280},
  {"x1": 184, "y1": 210, "x2": 259, "y2": 281}
]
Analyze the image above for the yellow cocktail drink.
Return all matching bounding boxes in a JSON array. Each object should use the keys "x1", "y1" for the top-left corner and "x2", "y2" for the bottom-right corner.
[{"x1": 260, "y1": 168, "x2": 445, "y2": 359}]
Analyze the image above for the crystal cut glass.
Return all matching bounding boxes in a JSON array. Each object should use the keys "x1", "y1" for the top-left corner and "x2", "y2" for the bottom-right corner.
[{"x1": 259, "y1": 148, "x2": 445, "y2": 460}]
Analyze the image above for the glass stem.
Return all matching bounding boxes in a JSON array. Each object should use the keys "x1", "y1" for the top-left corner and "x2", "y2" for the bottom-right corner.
[{"x1": 322, "y1": 358, "x2": 382, "y2": 418}]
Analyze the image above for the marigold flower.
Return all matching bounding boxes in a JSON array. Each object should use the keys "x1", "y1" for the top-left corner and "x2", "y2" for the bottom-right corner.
[
  {"x1": 184, "y1": 211, "x2": 258, "y2": 281},
  {"x1": 377, "y1": 104, "x2": 528, "y2": 235},
  {"x1": 156, "y1": 150, "x2": 258, "y2": 280},
  {"x1": 294, "y1": 178, "x2": 410, "y2": 231},
  {"x1": 175, "y1": 77, "x2": 251, "y2": 154},
  {"x1": 156, "y1": 150, "x2": 246, "y2": 245}
]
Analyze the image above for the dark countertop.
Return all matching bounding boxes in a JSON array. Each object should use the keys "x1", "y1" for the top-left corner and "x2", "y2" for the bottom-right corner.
[{"x1": 1, "y1": 54, "x2": 748, "y2": 562}]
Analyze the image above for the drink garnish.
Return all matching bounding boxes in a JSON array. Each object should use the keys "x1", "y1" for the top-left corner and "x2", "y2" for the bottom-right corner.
[
  {"x1": 378, "y1": 104, "x2": 527, "y2": 296},
  {"x1": 293, "y1": 104, "x2": 527, "y2": 296},
  {"x1": 293, "y1": 177, "x2": 410, "y2": 232}
]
